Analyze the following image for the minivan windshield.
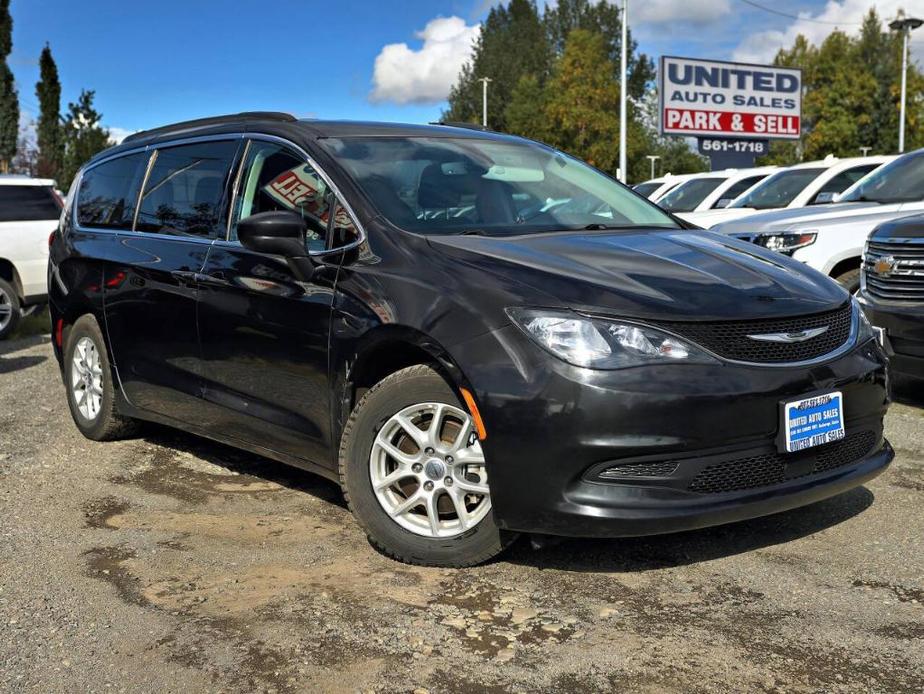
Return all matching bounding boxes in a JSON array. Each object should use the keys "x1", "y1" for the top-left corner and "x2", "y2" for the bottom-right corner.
[
  {"x1": 632, "y1": 181, "x2": 661, "y2": 198},
  {"x1": 321, "y1": 136, "x2": 680, "y2": 235},
  {"x1": 731, "y1": 167, "x2": 825, "y2": 210},
  {"x1": 658, "y1": 177, "x2": 724, "y2": 212},
  {"x1": 839, "y1": 152, "x2": 924, "y2": 204}
]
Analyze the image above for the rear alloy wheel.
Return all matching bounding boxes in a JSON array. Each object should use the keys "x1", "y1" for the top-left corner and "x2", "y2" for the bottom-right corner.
[
  {"x1": 340, "y1": 365, "x2": 515, "y2": 567},
  {"x1": 63, "y1": 315, "x2": 139, "y2": 441},
  {"x1": 0, "y1": 278, "x2": 21, "y2": 340}
]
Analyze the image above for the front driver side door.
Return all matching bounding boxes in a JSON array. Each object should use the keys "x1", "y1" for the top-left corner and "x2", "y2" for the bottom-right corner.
[{"x1": 196, "y1": 139, "x2": 357, "y2": 467}]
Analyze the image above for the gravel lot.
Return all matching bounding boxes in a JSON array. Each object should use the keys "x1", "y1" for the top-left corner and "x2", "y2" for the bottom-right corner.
[{"x1": 1, "y1": 329, "x2": 922, "y2": 693}]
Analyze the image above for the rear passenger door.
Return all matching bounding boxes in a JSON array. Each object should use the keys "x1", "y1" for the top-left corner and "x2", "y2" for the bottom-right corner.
[{"x1": 101, "y1": 139, "x2": 242, "y2": 420}]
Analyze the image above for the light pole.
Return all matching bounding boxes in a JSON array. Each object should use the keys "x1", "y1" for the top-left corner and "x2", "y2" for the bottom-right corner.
[
  {"x1": 478, "y1": 77, "x2": 492, "y2": 129},
  {"x1": 646, "y1": 155, "x2": 660, "y2": 180},
  {"x1": 859, "y1": 146, "x2": 872, "y2": 157},
  {"x1": 889, "y1": 12, "x2": 923, "y2": 153},
  {"x1": 618, "y1": 0, "x2": 628, "y2": 182}
]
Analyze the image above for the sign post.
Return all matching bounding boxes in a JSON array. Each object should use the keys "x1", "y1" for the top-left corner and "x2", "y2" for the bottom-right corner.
[{"x1": 659, "y1": 56, "x2": 801, "y2": 170}]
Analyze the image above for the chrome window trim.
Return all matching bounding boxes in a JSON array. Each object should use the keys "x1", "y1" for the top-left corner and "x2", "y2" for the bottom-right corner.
[{"x1": 72, "y1": 131, "x2": 367, "y2": 257}]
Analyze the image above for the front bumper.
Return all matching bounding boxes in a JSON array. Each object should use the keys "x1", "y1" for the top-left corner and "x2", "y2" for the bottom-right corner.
[
  {"x1": 860, "y1": 291, "x2": 924, "y2": 380},
  {"x1": 457, "y1": 326, "x2": 891, "y2": 537}
]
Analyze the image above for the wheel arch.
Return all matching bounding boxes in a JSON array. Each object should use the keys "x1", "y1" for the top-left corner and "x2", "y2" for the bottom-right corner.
[
  {"x1": 829, "y1": 255, "x2": 861, "y2": 280},
  {"x1": 0, "y1": 258, "x2": 24, "y2": 299},
  {"x1": 334, "y1": 325, "x2": 471, "y2": 449}
]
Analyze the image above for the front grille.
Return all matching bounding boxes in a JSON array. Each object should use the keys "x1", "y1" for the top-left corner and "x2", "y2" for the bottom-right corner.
[
  {"x1": 657, "y1": 303, "x2": 852, "y2": 364},
  {"x1": 688, "y1": 430, "x2": 877, "y2": 494},
  {"x1": 598, "y1": 461, "x2": 679, "y2": 479},
  {"x1": 864, "y1": 241, "x2": 924, "y2": 301}
]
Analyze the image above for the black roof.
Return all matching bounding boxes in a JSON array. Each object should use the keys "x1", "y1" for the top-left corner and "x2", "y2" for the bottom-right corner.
[{"x1": 88, "y1": 113, "x2": 515, "y2": 168}]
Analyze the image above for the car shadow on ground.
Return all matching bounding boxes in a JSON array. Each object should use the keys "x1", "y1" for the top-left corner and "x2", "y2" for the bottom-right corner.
[
  {"x1": 137, "y1": 422, "x2": 874, "y2": 572},
  {"x1": 0, "y1": 354, "x2": 47, "y2": 374},
  {"x1": 139, "y1": 423, "x2": 347, "y2": 509},
  {"x1": 891, "y1": 377, "x2": 924, "y2": 409}
]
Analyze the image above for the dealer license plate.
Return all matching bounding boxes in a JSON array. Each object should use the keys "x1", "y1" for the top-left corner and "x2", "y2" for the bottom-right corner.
[{"x1": 783, "y1": 391, "x2": 845, "y2": 453}]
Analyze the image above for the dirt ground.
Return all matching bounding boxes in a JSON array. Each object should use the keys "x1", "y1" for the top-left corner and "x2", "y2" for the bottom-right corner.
[{"x1": 1, "y1": 331, "x2": 922, "y2": 693}]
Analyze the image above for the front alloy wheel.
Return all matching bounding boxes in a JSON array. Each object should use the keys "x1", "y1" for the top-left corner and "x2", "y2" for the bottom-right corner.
[
  {"x1": 369, "y1": 402, "x2": 491, "y2": 538},
  {"x1": 340, "y1": 365, "x2": 515, "y2": 567}
]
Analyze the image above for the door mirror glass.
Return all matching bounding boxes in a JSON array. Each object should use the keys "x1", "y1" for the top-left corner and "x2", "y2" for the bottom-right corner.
[
  {"x1": 813, "y1": 191, "x2": 836, "y2": 204},
  {"x1": 237, "y1": 210, "x2": 308, "y2": 257},
  {"x1": 714, "y1": 198, "x2": 732, "y2": 209}
]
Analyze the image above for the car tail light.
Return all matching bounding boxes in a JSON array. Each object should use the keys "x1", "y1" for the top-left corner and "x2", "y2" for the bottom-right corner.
[{"x1": 48, "y1": 230, "x2": 56, "y2": 248}]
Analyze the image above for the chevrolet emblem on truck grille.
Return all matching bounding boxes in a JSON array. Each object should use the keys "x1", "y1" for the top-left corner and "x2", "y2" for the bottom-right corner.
[
  {"x1": 873, "y1": 256, "x2": 896, "y2": 276},
  {"x1": 747, "y1": 326, "x2": 830, "y2": 343}
]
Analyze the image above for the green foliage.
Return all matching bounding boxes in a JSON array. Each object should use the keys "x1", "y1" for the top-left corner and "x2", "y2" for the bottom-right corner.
[
  {"x1": 36, "y1": 44, "x2": 63, "y2": 181},
  {"x1": 0, "y1": 0, "x2": 18, "y2": 171},
  {"x1": 765, "y1": 9, "x2": 924, "y2": 161},
  {"x1": 60, "y1": 90, "x2": 110, "y2": 190},
  {"x1": 443, "y1": 0, "x2": 551, "y2": 130}
]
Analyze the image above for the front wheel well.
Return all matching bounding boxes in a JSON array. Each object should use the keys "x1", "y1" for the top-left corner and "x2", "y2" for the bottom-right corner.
[
  {"x1": 829, "y1": 256, "x2": 861, "y2": 280},
  {"x1": 350, "y1": 341, "x2": 446, "y2": 407}
]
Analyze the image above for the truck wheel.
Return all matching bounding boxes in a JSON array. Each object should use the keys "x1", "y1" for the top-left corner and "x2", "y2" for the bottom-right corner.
[
  {"x1": 63, "y1": 314, "x2": 139, "y2": 440},
  {"x1": 0, "y1": 278, "x2": 21, "y2": 340},
  {"x1": 339, "y1": 365, "x2": 517, "y2": 567},
  {"x1": 834, "y1": 268, "x2": 861, "y2": 295}
]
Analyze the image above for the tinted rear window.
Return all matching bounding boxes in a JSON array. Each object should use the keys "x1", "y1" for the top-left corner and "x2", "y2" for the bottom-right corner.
[
  {"x1": 135, "y1": 140, "x2": 239, "y2": 238},
  {"x1": 77, "y1": 152, "x2": 149, "y2": 229},
  {"x1": 0, "y1": 184, "x2": 61, "y2": 222}
]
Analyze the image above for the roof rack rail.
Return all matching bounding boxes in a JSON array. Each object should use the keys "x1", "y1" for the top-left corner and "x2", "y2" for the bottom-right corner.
[
  {"x1": 431, "y1": 121, "x2": 490, "y2": 132},
  {"x1": 122, "y1": 111, "x2": 297, "y2": 144}
]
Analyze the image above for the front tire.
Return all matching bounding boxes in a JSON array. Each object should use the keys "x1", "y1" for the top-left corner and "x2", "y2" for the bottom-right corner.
[
  {"x1": 0, "y1": 278, "x2": 21, "y2": 340},
  {"x1": 834, "y1": 268, "x2": 861, "y2": 294},
  {"x1": 63, "y1": 315, "x2": 138, "y2": 441},
  {"x1": 339, "y1": 365, "x2": 516, "y2": 567}
]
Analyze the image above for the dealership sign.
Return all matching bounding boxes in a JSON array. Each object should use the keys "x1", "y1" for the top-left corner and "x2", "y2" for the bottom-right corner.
[{"x1": 659, "y1": 56, "x2": 802, "y2": 140}]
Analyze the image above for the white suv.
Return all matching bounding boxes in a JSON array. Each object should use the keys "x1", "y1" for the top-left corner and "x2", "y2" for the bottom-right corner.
[{"x1": 0, "y1": 176, "x2": 62, "y2": 339}]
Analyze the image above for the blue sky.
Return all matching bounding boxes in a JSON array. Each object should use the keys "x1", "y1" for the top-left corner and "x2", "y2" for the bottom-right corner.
[{"x1": 8, "y1": 0, "x2": 922, "y2": 140}]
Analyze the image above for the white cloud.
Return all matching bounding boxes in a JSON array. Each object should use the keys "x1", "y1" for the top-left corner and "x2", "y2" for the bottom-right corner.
[
  {"x1": 370, "y1": 16, "x2": 481, "y2": 105},
  {"x1": 633, "y1": 0, "x2": 731, "y2": 25},
  {"x1": 733, "y1": 1, "x2": 924, "y2": 64},
  {"x1": 107, "y1": 127, "x2": 136, "y2": 145}
]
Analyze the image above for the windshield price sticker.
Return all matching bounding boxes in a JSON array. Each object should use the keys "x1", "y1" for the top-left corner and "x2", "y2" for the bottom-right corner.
[
  {"x1": 660, "y1": 56, "x2": 802, "y2": 140},
  {"x1": 784, "y1": 392, "x2": 845, "y2": 453}
]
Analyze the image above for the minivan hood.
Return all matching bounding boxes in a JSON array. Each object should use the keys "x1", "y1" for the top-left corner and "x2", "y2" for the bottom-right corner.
[
  {"x1": 428, "y1": 229, "x2": 846, "y2": 322},
  {"x1": 712, "y1": 201, "x2": 896, "y2": 235}
]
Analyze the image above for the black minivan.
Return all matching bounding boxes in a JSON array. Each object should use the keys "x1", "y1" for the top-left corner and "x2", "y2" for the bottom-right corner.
[{"x1": 49, "y1": 113, "x2": 893, "y2": 566}]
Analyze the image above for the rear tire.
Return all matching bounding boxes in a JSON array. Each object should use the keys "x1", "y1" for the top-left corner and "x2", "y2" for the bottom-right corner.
[
  {"x1": 0, "y1": 278, "x2": 21, "y2": 340},
  {"x1": 339, "y1": 365, "x2": 516, "y2": 567},
  {"x1": 63, "y1": 315, "x2": 139, "y2": 441},
  {"x1": 834, "y1": 268, "x2": 860, "y2": 295}
]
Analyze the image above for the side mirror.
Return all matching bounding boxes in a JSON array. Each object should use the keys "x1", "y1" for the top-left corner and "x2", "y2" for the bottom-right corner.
[
  {"x1": 813, "y1": 192, "x2": 836, "y2": 204},
  {"x1": 715, "y1": 198, "x2": 732, "y2": 209},
  {"x1": 238, "y1": 211, "x2": 308, "y2": 257}
]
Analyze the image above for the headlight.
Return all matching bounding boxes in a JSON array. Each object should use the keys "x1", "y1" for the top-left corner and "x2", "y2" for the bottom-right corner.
[
  {"x1": 852, "y1": 296, "x2": 876, "y2": 344},
  {"x1": 507, "y1": 308, "x2": 718, "y2": 369},
  {"x1": 755, "y1": 231, "x2": 817, "y2": 255}
]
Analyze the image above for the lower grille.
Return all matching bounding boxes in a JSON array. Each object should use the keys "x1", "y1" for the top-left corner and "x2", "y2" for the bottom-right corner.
[
  {"x1": 598, "y1": 461, "x2": 679, "y2": 479},
  {"x1": 656, "y1": 303, "x2": 852, "y2": 364},
  {"x1": 688, "y1": 430, "x2": 877, "y2": 494}
]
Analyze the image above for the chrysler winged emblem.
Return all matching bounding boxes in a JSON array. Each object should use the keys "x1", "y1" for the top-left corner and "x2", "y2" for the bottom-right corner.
[
  {"x1": 873, "y1": 256, "x2": 896, "y2": 277},
  {"x1": 747, "y1": 326, "x2": 829, "y2": 343}
]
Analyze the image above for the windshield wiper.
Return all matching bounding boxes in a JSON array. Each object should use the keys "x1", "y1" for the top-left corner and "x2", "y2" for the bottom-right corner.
[{"x1": 582, "y1": 223, "x2": 641, "y2": 230}]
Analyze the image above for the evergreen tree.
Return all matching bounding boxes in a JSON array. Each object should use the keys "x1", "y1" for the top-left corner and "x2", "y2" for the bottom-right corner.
[
  {"x1": 443, "y1": 0, "x2": 551, "y2": 130},
  {"x1": 36, "y1": 44, "x2": 63, "y2": 181},
  {"x1": 543, "y1": 0, "x2": 654, "y2": 100},
  {"x1": 0, "y1": 0, "x2": 19, "y2": 173},
  {"x1": 60, "y1": 90, "x2": 110, "y2": 189}
]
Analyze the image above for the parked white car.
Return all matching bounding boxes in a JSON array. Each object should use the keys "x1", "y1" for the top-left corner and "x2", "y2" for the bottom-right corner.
[
  {"x1": 658, "y1": 166, "x2": 777, "y2": 221},
  {"x1": 632, "y1": 172, "x2": 704, "y2": 202},
  {"x1": 686, "y1": 156, "x2": 893, "y2": 229},
  {"x1": 710, "y1": 149, "x2": 924, "y2": 293},
  {"x1": 0, "y1": 176, "x2": 61, "y2": 338}
]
